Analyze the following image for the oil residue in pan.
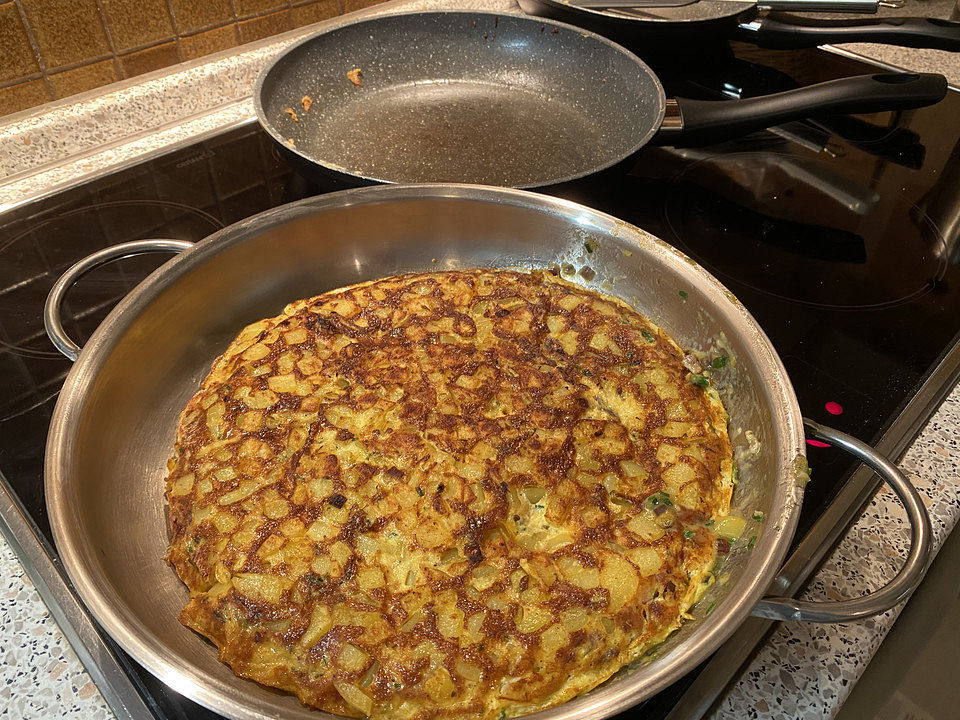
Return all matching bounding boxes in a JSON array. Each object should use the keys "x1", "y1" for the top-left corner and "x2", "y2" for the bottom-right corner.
[{"x1": 306, "y1": 79, "x2": 606, "y2": 187}]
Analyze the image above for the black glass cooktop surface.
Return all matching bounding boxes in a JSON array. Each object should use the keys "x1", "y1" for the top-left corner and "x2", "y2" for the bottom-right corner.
[{"x1": 1, "y1": 43, "x2": 959, "y2": 720}]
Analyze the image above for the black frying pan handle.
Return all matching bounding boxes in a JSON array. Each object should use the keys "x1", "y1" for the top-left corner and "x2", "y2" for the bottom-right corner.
[
  {"x1": 661, "y1": 73, "x2": 947, "y2": 147},
  {"x1": 736, "y1": 14, "x2": 960, "y2": 51}
]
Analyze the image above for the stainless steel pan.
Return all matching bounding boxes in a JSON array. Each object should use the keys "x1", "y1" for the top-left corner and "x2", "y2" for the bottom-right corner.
[{"x1": 43, "y1": 185, "x2": 930, "y2": 720}]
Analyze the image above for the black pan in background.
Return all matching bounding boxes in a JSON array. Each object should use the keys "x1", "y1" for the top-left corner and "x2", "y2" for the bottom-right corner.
[
  {"x1": 516, "y1": 0, "x2": 960, "y2": 51},
  {"x1": 255, "y1": 12, "x2": 947, "y2": 190}
]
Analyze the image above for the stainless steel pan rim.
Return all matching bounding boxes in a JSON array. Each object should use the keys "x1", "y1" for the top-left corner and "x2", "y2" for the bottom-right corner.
[{"x1": 43, "y1": 184, "x2": 921, "y2": 720}]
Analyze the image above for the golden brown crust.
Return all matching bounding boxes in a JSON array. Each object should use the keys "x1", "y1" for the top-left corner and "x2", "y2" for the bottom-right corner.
[{"x1": 165, "y1": 270, "x2": 733, "y2": 719}]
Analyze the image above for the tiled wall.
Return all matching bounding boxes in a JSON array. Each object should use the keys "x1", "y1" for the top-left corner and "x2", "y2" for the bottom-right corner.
[{"x1": 0, "y1": 0, "x2": 387, "y2": 116}]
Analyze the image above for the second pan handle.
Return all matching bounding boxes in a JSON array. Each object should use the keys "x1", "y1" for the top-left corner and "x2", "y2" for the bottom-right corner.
[
  {"x1": 752, "y1": 419, "x2": 932, "y2": 623},
  {"x1": 44, "y1": 239, "x2": 193, "y2": 361},
  {"x1": 736, "y1": 14, "x2": 960, "y2": 51},
  {"x1": 656, "y1": 72, "x2": 947, "y2": 147}
]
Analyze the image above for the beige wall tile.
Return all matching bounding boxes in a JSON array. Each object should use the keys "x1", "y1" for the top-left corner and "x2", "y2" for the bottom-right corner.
[
  {"x1": 101, "y1": 0, "x2": 174, "y2": 52},
  {"x1": 120, "y1": 40, "x2": 180, "y2": 77},
  {"x1": 0, "y1": 77, "x2": 51, "y2": 113},
  {"x1": 168, "y1": 0, "x2": 233, "y2": 33},
  {"x1": 237, "y1": 9, "x2": 290, "y2": 43},
  {"x1": 235, "y1": 0, "x2": 287, "y2": 18},
  {"x1": 180, "y1": 24, "x2": 238, "y2": 60},
  {"x1": 48, "y1": 58, "x2": 119, "y2": 97},
  {"x1": 21, "y1": 0, "x2": 110, "y2": 69},
  {"x1": 290, "y1": 0, "x2": 338, "y2": 27},
  {"x1": 0, "y1": 3, "x2": 39, "y2": 83}
]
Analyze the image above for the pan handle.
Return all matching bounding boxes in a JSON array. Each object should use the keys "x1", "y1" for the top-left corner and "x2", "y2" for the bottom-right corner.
[
  {"x1": 44, "y1": 239, "x2": 193, "y2": 362},
  {"x1": 736, "y1": 14, "x2": 960, "y2": 51},
  {"x1": 751, "y1": 418, "x2": 932, "y2": 623},
  {"x1": 658, "y1": 72, "x2": 947, "y2": 147}
]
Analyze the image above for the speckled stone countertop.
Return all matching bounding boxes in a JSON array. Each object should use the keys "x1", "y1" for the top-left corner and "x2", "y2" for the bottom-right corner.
[{"x1": 1, "y1": 0, "x2": 958, "y2": 718}]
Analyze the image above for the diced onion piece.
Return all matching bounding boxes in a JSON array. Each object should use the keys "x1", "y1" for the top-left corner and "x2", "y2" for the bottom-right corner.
[
  {"x1": 359, "y1": 660, "x2": 380, "y2": 688},
  {"x1": 620, "y1": 460, "x2": 647, "y2": 478},
  {"x1": 523, "y1": 486, "x2": 546, "y2": 504},
  {"x1": 464, "y1": 612, "x2": 485, "y2": 642},
  {"x1": 339, "y1": 643, "x2": 369, "y2": 672},
  {"x1": 515, "y1": 605, "x2": 551, "y2": 633},
  {"x1": 300, "y1": 605, "x2": 332, "y2": 647},
  {"x1": 400, "y1": 610, "x2": 422, "y2": 632},
  {"x1": 456, "y1": 660, "x2": 482, "y2": 682},
  {"x1": 334, "y1": 681, "x2": 373, "y2": 716},
  {"x1": 542, "y1": 531, "x2": 573, "y2": 551},
  {"x1": 436, "y1": 606, "x2": 464, "y2": 639}
]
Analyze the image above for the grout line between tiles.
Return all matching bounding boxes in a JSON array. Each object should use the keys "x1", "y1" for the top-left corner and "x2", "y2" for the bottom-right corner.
[
  {"x1": 0, "y1": 74, "x2": 43, "y2": 91},
  {"x1": 13, "y1": 0, "x2": 54, "y2": 101},
  {"x1": 92, "y1": 0, "x2": 126, "y2": 82},
  {"x1": 163, "y1": 0, "x2": 186, "y2": 63}
]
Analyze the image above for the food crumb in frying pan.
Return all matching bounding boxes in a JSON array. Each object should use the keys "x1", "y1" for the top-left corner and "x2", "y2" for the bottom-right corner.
[
  {"x1": 347, "y1": 68, "x2": 363, "y2": 86},
  {"x1": 552, "y1": 27, "x2": 559, "y2": 34},
  {"x1": 284, "y1": 107, "x2": 299, "y2": 122},
  {"x1": 301, "y1": 95, "x2": 312, "y2": 112},
  {"x1": 285, "y1": 138, "x2": 295, "y2": 147}
]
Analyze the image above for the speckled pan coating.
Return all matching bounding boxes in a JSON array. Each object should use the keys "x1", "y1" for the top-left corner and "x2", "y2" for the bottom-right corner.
[{"x1": 256, "y1": 11, "x2": 664, "y2": 188}]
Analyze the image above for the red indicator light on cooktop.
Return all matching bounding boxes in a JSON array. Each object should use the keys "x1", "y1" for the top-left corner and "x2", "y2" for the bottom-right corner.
[
  {"x1": 825, "y1": 401, "x2": 843, "y2": 415},
  {"x1": 807, "y1": 439, "x2": 830, "y2": 448}
]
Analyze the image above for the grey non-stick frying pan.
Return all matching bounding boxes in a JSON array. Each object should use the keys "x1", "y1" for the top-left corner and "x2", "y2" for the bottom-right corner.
[{"x1": 255, "y1": 11, "x2": 947, "y2": 190}]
